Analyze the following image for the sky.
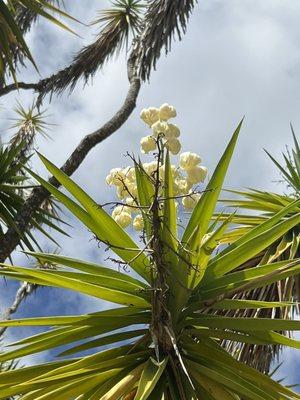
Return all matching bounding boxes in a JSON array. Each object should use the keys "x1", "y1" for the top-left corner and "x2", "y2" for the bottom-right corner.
[{"x1": 1, "y1": 0, "x2": 300, "y2": 388}]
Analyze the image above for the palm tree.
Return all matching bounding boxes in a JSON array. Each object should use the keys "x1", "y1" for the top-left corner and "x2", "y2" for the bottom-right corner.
[{"x1": 0, "y1": 106, "x2": 299, "y2": 398}]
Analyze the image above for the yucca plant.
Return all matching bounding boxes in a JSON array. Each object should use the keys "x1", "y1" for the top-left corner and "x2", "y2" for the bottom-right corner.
[
  {"x1": 0, "y1": 105, "x2": 300, "y2": 399},
  {"x1": 216, "y1": 128, "x2": 300, "y2": 373}
]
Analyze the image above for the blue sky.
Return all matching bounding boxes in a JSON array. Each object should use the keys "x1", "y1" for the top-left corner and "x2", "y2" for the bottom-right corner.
[{"x1": 1, "y1": 0, "x2": 300, "y2": 388}]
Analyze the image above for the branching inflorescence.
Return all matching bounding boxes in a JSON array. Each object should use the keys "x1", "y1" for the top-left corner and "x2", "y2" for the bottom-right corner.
[{"x1": 105, "y1": 103, "x2": 208, "y2": 231}]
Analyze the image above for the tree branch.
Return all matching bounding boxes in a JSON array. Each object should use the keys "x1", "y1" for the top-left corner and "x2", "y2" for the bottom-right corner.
[
  {"x1": 0, "y1": 81, "x2": 40, "y2": 97},
  {"x1": 0, "y1": 282, "x2": 35, "y2": 337}
]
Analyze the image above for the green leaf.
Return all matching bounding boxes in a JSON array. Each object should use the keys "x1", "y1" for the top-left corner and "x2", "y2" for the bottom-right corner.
[
  {"x1": 186, "y1": 327, "x2": 300, "y2": 349},
  {"x1": 182, "y1": 119, "x2": 243, "y2": 244},
  {"x1": 0, "y1": 266, "x2": 150, "y2": 307},
  {"x1": 58, "y1": 329, "x2": 148, "y2": 357},
  {"x1": 99, "y1": 362, "x2": 145, "y2": 400},
  {"x1": 203, "y1": 212, "x2": 300, "y2": 281},
  {"x1": 134, "y1": 357, "x2": 168, "y2": 400},
  {"x1": 188, "y1": 314, "x2": 300, "y2": 332},
  {"x1": 134, "y1": 159, "x2": 154, "y2": 239},
  {"x1": 183, "y1": 337, "x2": 300, "y2": 399},
  {"x1": 217, "y1": 198, "x2": 300, "y2": 258},
  {"x1": 211, "y1": 299, "x2": 297, "y2": 310},
  {"x1": 25, "y1": 252, "x2": 148, "y2": 290}
]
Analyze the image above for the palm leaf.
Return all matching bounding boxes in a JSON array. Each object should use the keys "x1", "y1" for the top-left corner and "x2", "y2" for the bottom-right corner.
[{"x1": 0, "y1": 0, "x2": 76, "y2": 82}]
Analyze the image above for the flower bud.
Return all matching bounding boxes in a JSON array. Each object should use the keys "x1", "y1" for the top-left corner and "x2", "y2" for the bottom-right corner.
[
  {"x1": 140, "y1": 107, "x2": 160, "y2": 126},
  {"x1": 200, "y1": 232, "x2": 214, "y2": 247},
  {"x1": 116, "y1": 186, "x2": 128, "y2": 199},
  {"x1": 126, "y1": 182, "x2": 138, "y2": 197},
  {"x1": 133, "y1": 214, "x2": 144, "y2": 231},
  {"x1": 112, "y1": 205, "x2": 131, "y2": 219},
  {"x1": 182, "y1": 192, "x2": 201, "y2": 209},
  {"x1": 165, "y1": 123, "x2": 180, "y2": 138},
  {"x1": 140, "y1": 135, "x2": 157, "y2": 154},
  {"x1": 123, "y1": 166, "x2": 136, "y2": 182},
  {"x1": 106, "y1": 168, "x2": 124, "y2": 186},
  {"x1": 152, "y1": 121, "x2": 169, "y2": 138},
  {"x1": 187, "y1": 166, "x2": 208, "y2": 184},
  {"x1": 165, "y1": 138, "x2": 181, "y2": 155},
  {"x1": 114, "y1": 212, "x2": 132, "y2": 228},
  {"x1": 159, "y1": 103, "x2": 177, "y2": 121},
  {"x1": 174, "y1": 177, "x2": 192, "y2": 194},
  {"x1": 125, "y1": 197, "x2": 136, "y2": 207},
  {"x1": 179, "y1": 152, "x2": 202, "y2": 171},
  {"x1": 143, "y1": 161, "x2": 158, "y2": 176}
]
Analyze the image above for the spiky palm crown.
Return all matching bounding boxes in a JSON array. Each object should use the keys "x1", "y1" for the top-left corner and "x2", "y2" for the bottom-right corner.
[
  {"x1": 0, "y1": 103, "x2": 66, "y2": 254},
  {"x1": 0, "y1": 105, "x2": 299, "y2": 399}
]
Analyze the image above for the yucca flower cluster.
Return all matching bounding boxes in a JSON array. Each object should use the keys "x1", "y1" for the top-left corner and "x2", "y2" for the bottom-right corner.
[{"x1": 106, "y1": 104, "x2": 208, "y2": 229}]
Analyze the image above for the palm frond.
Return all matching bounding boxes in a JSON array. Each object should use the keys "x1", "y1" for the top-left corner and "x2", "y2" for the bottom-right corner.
[
  {"x1": 136, "y1": 0, "x2": 198, "y2": 80},
  {"x1": 0, "y1": 339, "x2": 18, "y2": 400},
  {"x1": 37, "y1": 0, "x2": 144, "y2": 102},
  {"x1": 11, "y1": 0, "x2": 63, "y2": 68},
  {"x1": 265, "y1": 125, "x2": 300, "y2": 194},
  {"x1": 0, "y1": 0, "x2": 76, "y2": 84},
  {"x1": 14, "y1": 0, "x2": 63, "y2": 34}
]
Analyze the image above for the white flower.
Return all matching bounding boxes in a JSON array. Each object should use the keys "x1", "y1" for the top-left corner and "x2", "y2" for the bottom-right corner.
[
  {"x1": 140, "y1": 135, "x2": 156, "y2": 154},
  {"x1": 170, "y1": 165, "x2": 180, "y2": 178},
  {"x1": 126, "y1": 182, "x2": 138, "y2": 197},
  {"x1": 174, "y1": 177, "x2": 192, "y2": 194},
  {"x1": 123, "y1": 166, "x2": 136, "y2": 182},
  {"x1": 114, "y1": 212, "x2": 132, "y2": 228},
  {"x1": 159, "y1": 103, "x2": 177, "y2": 121},
  {"x1": 106, "y1": 168, "x2": 124, "y2": 186},
  {"x1": 125, "y1": 197, "x2": 136, "y2": 207},
  {"x1": 165, "y1": 123, "x2": 180, "y2": 138},
  {"x1": 143, "y1": 161, "x2": 158, "y2": 176},
  {"x1": 140, "y1": 107, "x2": 160, "y2": 126},
  {"x1": 187, "y1": 166, "x2": 208, "y2": 184},
  {"x1": 111, "y1": 205, "x2": 132, "y2": 226},
  {"x1": 165, "y1": 138, "x2": 181, "y2": 155},
  {"x1": 133, "y1": 214, "x2": 144, "y2": 231},
  {"x1": 112, "y1": 205, "x2": 131, "y2": 219},
  {"x1": 179, "y1": 152, "x2": 202, "y2": 171},
  {"x1": 182, "y1": 192, "x2": 201, "y2": 210},
  {"x1": 152, "y1": 121, "x2": 169, "y2": 138},
  {"x1": 116, "y1": 186, "x2": 128, "y2": 199}
]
